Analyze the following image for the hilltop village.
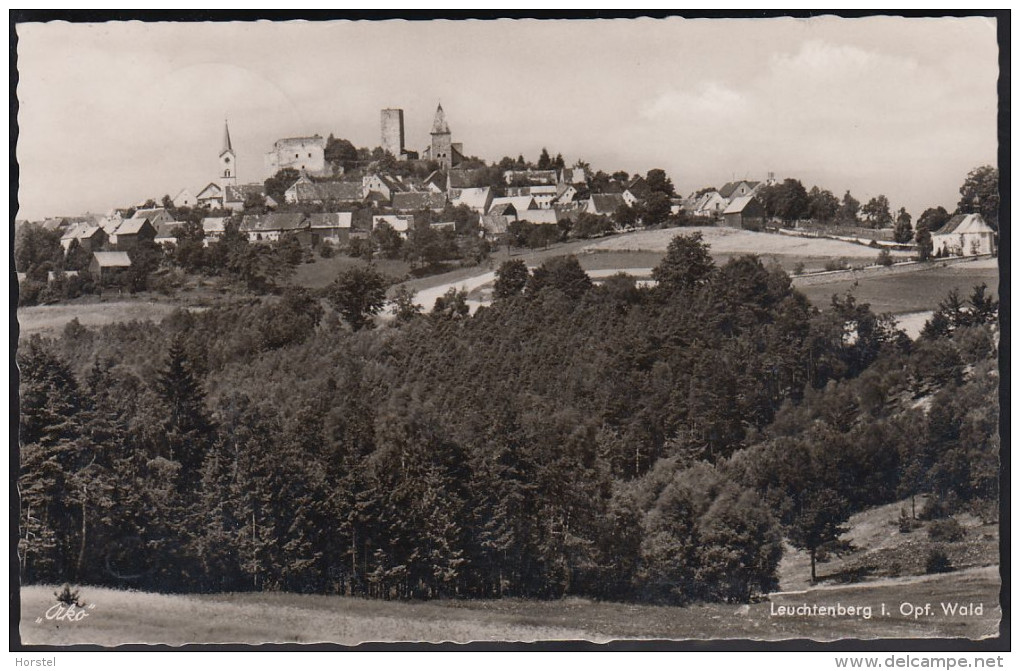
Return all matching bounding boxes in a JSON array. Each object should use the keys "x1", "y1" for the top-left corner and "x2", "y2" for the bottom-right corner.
[{"x1": 17, "y1": 103, "x2": 997, "y2": 302}]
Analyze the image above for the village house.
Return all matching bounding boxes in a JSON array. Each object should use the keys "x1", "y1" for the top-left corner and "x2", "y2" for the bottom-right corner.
[
  {"x1": 585, "y1": 193, "x2": 627, "y2": 217},
  {"x1": 89, "y1": 251, "x2": 132, "y2": 284},
  {"x1": 224, "y1": 183, "x2": 275, "y2": 212},
  {"x1": 447, "y1": 169, "x2": 486, "y2": 191},
  {"x1": 202, "y1": 217, "x2": 228, "y2": 244},
  {"x1": 689, "y1": 191, "x2": 728, "y2": 218},
  {"x1": 722, "y1": 196, "x2": 767, "y2": 231},
  {"x1": 154, "y1": 222, "x2": 185, "y2": 247},
  {"x1": 559, "y1": 166, "x2": 589, "y2": 186},
  {"x1": 449, "y1": 186, "x2": 493, "y2": 214},
  {"x1": 718, "y1": 180, "x2": 761, "y2": 203},
  {"x1": 481, "y1": 213, "x2": 512, "y2": 237},
  {"x1": 240, "y1": 213, "x2": 309, "y2": 243},
  {"x1": 285, "y1": 178, "x2": 366, "y2": 205},
  {"x1": 172, "y1": 188, "x2": 197, "y2": 208},
  {"x1": 196, "y1": 182, "x2": 225, "y2": 208},
  {"x1": 624, "y1": 176, "x2": 651, "y2": 201},
  {"x1": 392, "y1": 191, "x2": 447, "y2": 213},
  {"x1": 60, "y1": 222, "x2": 107, "y2": 253},
  {"x1": 362, "y1": 174, "x2": 408, "y2": 202},
  {"x1": 931, "y1": 213, "x2": 996, "y2": 257},
  {"x1": 490, "y1": 195, "x2": 538, "y2": 217},
  {"x1": 110, "y1": 218, "x2": 157, "y2": 251},
  {"x1": 307, "y1": 212, "x2": 353, "y2": 246},
  {"x1": 40, "y1": 217, "x2": 70, "y2": 232},
  {"x1": 131, "y1": 208, "x2": 174, "y2": 227},
  {"x1": 506, "y1": 185, "x2": 558, "y2": 209},
  {"x1": 553, "y1": 183, "x2": 580, "y2": 206},
  {"x1": 515, "y1": 209, "x2": 560, "y2": 225},
  {"x1": 372, "y1": 214, "x2": 415, "y2": 236},
  {"x1": 422, "y1": 170, "x2": 447, "y2": 193}
]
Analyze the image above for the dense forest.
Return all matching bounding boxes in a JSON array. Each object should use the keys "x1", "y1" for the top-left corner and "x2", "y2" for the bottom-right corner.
[{"x1": 17, "y1": 234, "x2": 1000, "y2": 604}]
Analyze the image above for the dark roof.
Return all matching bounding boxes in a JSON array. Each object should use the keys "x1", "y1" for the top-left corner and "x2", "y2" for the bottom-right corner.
[
  {"x1": 488, "y1": 202, "x2": 516, "y2": 217},
  {"x1": 718, "y1": 181, "x2": 759, "y2": 199},
  {"x1": 241, "y1": 213, "x2": 309, "y2": 232},
  {"x1": 114, "y1": 218, "x2": 155, "y2": 236},
  {"x1": 423, "y1": 170, "x2": 447, "y2": 188},
  {"x1": 932, "y1": 214, "x2": 966, "y2": 235},
  {"x1": 155, "y1": 222, "x2": 184, "y2": 239},
  {"x1": 392, "y1": 191, "x2": 447, "y2": 212},
  {"x1": 224, "y1": 183, "x2": 265, "y2": 203},
  {"x1": 448, "y1": 169, "x2": 484, "y2": 189},
  {"x1": 590, "y1": 193, "x2": 626, "y2": 214},
  {"x1": 289, "y1": 181, "x2": 364, "y2": 203},
  {"x1": 625, "y1": 176, "x2": 650, "y2": 197},
  {"x1": 308, "y1": 212, "x2": 353, "y2": 229}
]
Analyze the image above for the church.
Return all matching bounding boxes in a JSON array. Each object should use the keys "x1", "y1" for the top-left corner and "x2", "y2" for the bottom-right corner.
[
  {"x1": 420, "y1": 103, "x2": 464, "y2": 170},
  {"x1": 192, "y1": 121, "x2": 272, "y2": 212}
]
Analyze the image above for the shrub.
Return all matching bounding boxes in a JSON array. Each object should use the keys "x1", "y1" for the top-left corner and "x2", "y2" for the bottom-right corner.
[
  {"x1": 319, "y1": 241, "x2": 336, "y2": 259},
  {"x1": 877, "y1": 249, "x2": 894, "y2": 266},
  {"x1": 54, "y1": 583, "x2": 84, "y2": 607},
  {"x1": 793, "y1": 261, "x2": 805, "y2": 276},
  {"x1": 927, "y1": 518, "x2": 965, "y2": 543},
  {"x1": 823, "y1": 257, "x2": 849, "y2": 272},
  {"x1": 925, "y1": 546, "x2": 954, "y2": 574}
]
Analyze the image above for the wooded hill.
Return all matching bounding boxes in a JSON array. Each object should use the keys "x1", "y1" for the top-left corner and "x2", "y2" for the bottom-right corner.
[{"x1": 17, "y1": 234, "x2": 999, "y2": 603}]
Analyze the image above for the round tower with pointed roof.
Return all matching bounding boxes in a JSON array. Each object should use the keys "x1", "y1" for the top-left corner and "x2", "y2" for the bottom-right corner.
[
  {"x1": 219, "y1": 119, "x2": 237, "y2": 188},
  {"x1": 429, "y1": 103, "x2": 454, "y2": 170}
]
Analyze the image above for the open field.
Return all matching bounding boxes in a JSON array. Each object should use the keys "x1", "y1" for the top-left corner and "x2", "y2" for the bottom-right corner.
[
  {"x1": 17, "y1": 300, "x2": 190, "y2": 338},
  {"x1": 20, "y1": 565, "x2": 1000, "y2": 646},
  {"x1": 795, "y1": 260, "x2": 999, "y2": 315},
  {"x1": 288, "y1": 254, "x2": 413, "y2": 289}
]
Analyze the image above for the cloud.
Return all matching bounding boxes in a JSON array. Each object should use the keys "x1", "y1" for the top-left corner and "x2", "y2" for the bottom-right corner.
[{"x1": 641, "y1": 82, "x2": 748, "y2": 122}]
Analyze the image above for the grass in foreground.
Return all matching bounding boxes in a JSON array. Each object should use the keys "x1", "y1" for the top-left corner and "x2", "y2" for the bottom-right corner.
[{"x1": 21, "y1": 567, "x2": 1000, "y2": 646}]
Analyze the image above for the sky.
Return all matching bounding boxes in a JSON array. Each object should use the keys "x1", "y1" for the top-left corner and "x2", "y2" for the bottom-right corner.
[{"x1": 15, "y1": 15, "x2": 999, "y2": 221}]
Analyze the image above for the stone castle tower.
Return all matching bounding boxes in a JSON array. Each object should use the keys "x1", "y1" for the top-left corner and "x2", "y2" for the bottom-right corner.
[
  {"x1": 381, "y1": 108, "x2": 406, "y2": 158},
  {"x1": 430, "y1": 103, "x2": 454, "y2": 170},
  {"x1": 219, "y1": 120, "x2": 237, "y2": 188}
]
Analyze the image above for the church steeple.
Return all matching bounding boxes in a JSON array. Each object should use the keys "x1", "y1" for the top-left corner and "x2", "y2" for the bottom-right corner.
[
  {"x1": 431, "y1": 103, "x2": 450, "y2": 135},
  {"x1": 220, "y1": 119, "x2": 234, "y2": 157},
  {"x1": 218, "y1": 119, "x2": 237, "y2": 188}
]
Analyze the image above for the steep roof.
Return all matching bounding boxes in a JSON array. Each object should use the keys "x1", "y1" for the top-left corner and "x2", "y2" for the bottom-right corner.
[
  {"x1": 289, "y1": 181, "x2": 365, "y2": 203},
  {"x1": 92, "y1": 251, "x2": 132, "y2": 268},
  {"x1": 515, "y1": 209, "x2": 559, "y2": 225},
  {"x1": 723, "y1": 195, "x2": 760, "y2": 215},
  {"x1": 308, "y1": 212, "x2": 353, "y2": 229},
  {"x1": 61, "y1": 223, "x2": 102, "y2": 240},
  {"x1": 241, "y1": 213, "x2": 309, "y2": 232},
  {"x1": 431, "y1": 103, "x2": 450, "y2": 134},
  {"x1": 224, "y1": 183, "x2": 265, "y2": 203},
  {"x1": 625, "y1": 176, "x2": 650, "y2": 198},
  {"x1": 132, "y1": 207, "x2": 168, "y2": 221},
  {"x1": 487, "y1": 202, "x2": 517, "y2": 217},
  {"x1": 449, "y1": 186, "x2": 492, "y2": 212},
  {"x1": 221, "y1": 120, "x2": 233, "y2": 156},
  {"x1": 933, "y1": 213, "x2": 995, "y2": 236},
  {"x1": 448, "y1": 169, "x2": 484, "y2": 189},
  {"x1": 155, "y1": 222, "x2": 184, "y2": 239},
  {"x1": 392, "y1": 191, "x2": 446, "y2": 211},
  {"x1": 114, "y1": 218, "x2": 154, "y2": 236},
  {"x1": 590, "y1": 193, "x2": 626, "y2": 214},
  {"x1": 491, "y1": 195, "x2": 537, "y2": 213}
]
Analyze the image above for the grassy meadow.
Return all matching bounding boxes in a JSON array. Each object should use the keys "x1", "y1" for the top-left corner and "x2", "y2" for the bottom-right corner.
[{"x1": 20, "y1": 567, "x2": 1000, "y2": 646}]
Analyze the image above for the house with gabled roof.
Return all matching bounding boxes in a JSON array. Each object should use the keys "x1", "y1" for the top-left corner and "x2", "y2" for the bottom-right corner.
[
  {"x1": 89, "y1": 251, "x2": 132, "y2": 283},
  {"x1": 240, "y1": 213, "x2": 309, "y2": 243},
  {"x1": 490, "y1": 195, "x2": 538, "y2": 218},
  {"x1": 224, "y1": 183, "x2": 273, "y2": 212},
  {"x1": 392, "y1": 191, "x2": 447, "y2": 213},
  {"x1": 625, "y1": 176, "x2": 651, "y2": 200},
  {"x1": 60, "y1": 222, "x2": 107, "y2": 253},
  {"x1": 718, "y1": 180, "x2": 761, "y2": 202},
  {"x1": 155, "y1": 222, "x2": 186, "y2": 247},
  {"x1": 506, "y1": 185, "x2": 558, "y2": 209},
  {"x1": 931, "y1": 213, "x2": 996, "y2": 257},
  {"x1": 110, "y1": 218, "x2": 157, "y2": 251},
  {"x1": 285, "y1": 179, "x2": 366, "y2": 205},
  {"x1": 447, "y1": 169, "x2": 486, "y2": 191},
  {"x1": 40, "y1": 217, "x2": 71, "y2": 232},
  {"x1": 307, "y1": 212, "x2": 353, "y2": 246},
  {"x1": 372, "y1": 214, "x2": 415, "y2": 236},
  {"x1": 722, "y1": 196, "x2": 767, "y2": 231},
  {"x1": 173, "y1": 188, "x2": 197, "y2": 208},
  {"x1": 202, "y1": 217, "x2": 229, "y2": 244},
  {"x1": 422, "y1": 170, "x2": 447, "y2": 193},
  {"x1": 449, "y1": 186, "x2": 493, "y2": 214},
  {"x1": 132, "y1": 208, "x2": 174, "y2": 227},
  {"x1": 585, "y1": 193, "x2": 627, "y2": 216},
  {"x1": 363, "y1": 174, "x2": 408, "y2": 202},
  {"x1": 196, "y1": 182, "x2": 225, "y2": 208}
]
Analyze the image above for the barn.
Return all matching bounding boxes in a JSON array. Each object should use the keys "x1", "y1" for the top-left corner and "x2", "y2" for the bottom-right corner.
[{"x1": 722, "y1": 196, "x2": 767, "y2": 231}]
